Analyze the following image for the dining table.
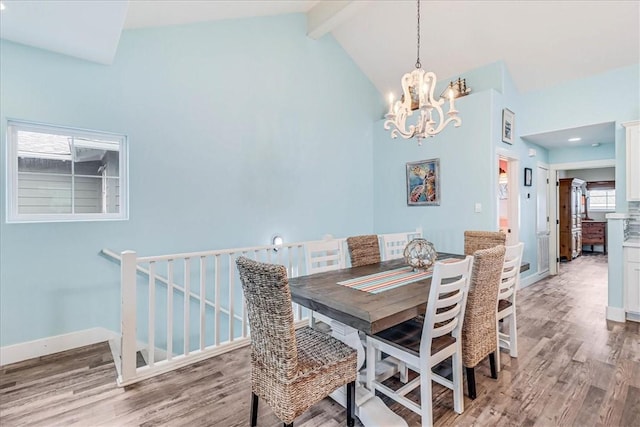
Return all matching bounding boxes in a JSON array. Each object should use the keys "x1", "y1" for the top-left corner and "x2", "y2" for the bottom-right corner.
[{"x1": 287, "y1": 252, "x2": 530, "y2": 426}]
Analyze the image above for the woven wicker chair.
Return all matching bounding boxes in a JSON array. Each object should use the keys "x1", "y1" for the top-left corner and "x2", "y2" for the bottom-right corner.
[
  {"x1": 461, "y1": 245, "x2": 506, "y2": 399},
  {"x1": 236, "y1": 257, "x2": 358, "y2": 427},
  {"x1": 496, "y1": 242, "x2": 524, "y2": 372},
  {"x1": 346, "y1": 235, "x2": 381, "y2": 267},
  {"x1": 365, "y1": 256, "x2": 473, "y2": 426},
  {"x1": 463, "y1": 230, "x2": 506, "y2": 256}
]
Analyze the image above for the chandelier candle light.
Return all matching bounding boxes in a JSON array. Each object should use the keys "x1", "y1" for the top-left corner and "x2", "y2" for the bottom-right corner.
[{"x1": 384, "y1": 0, "x2": 462, "y2": 145}]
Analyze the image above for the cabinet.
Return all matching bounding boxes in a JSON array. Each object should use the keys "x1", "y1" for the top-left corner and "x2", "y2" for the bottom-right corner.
[
  {"x1": 625, "y1": 247, "x2": 640, "y2": 318},
  {"x1": 559, "y1": 178, "x2": 585, "y2": 261},
  {"x1": 623, "y1": 121, "x2": 640, "y2": 201},
  {"x1": 582, "y1": 221, "x2": 606, "y2": 253}
]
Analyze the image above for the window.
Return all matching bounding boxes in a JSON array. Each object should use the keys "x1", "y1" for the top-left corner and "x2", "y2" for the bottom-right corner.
[
  {"x1": 6, "y1": 120, "x2": 128, "y2": 223},
  {"x1": 588, "y1": 189, "x2": 616, "y2": 211}
]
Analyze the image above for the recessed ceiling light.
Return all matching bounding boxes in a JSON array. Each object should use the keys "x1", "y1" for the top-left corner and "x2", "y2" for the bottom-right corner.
[
  {"x1": 0, "y1": 2, "x2": 6, "y2": 11},
  {"x1": 568, "y1": 137, "x2": 582, "y2": 142}
]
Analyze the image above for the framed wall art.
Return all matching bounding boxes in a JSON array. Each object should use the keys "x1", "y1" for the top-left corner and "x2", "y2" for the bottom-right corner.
[
  {"x1": 524, "y1": 167, "x2": 533, "y2": 186},
  {"x1": 502, "y1": 108, "x2": 515, "y2": 144},
  {"x1": 406, "y1": 158, "x2": 440, "y2": 206}
]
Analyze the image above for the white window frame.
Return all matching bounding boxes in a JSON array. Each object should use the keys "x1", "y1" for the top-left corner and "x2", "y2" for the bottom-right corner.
[
  {"x1": 6, "y1": 119, "x2": 129, "y2": 223},
  {"x1": 588, "y1": 188, "x2": 616, "y2": 212}
]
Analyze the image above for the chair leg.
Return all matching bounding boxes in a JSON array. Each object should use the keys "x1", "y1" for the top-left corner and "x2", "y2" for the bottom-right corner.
[
  {"x1": 452, "y1": 348, "x2": 464, "y2": 414},
  {"x1": 510, "y1": 312, "x2": 518, "y2": 358},
  {"x1": 466, "y1": 367, "x2": 476, "y2": 399},
  {"x1": 489, "y1": 352, "x2": 498, "y2": 379},
  {"x1": 419, "y1": 363, "x2": 434, "y2": 426},
  {"x1": 250, "y1": 393, "x2": 259, "y2": 427},
  {"x1": 346, "y1": 381, "x2": 355, "y2": 427},
  {"x1": 496, "y1": 319, "x2": 502, "y2": 373}
]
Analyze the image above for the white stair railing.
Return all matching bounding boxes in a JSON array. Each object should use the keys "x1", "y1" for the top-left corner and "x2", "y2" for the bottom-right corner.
[
  {"x1": 104, "y1": 242, "x2": 307, "y2": 386},
  {"x1": 103, "y1": 228, "x2": 422, "y2": 386}
]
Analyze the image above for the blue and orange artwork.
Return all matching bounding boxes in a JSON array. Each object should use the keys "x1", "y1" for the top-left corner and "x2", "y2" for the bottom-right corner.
[{"x1": 407, "y1": 159, "x2": 440, "y2": 205}]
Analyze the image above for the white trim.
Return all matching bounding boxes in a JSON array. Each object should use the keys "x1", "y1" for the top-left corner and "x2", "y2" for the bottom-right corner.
[
  {"x1": 519, "y1": 271, "x2": 549, "y2": 289},
  {"x1": 606, "y1": 306, "x2": 626, "y2": 322},
  {"x1": 626, "y1": 312, "x2": 640, "y2": 323},
  {"x1": 0, "y1": 327, "x2": 119, "y2": 366}
]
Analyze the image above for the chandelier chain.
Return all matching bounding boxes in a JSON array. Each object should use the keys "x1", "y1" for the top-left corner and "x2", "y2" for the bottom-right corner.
[{"x1": 415, "y1": 0, "x2": 421, "y2": 69}]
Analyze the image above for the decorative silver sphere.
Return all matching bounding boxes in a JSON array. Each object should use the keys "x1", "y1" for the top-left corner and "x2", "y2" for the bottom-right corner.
[{"x1": 403, "y1": 238, "x2": 437, "y2": 271}]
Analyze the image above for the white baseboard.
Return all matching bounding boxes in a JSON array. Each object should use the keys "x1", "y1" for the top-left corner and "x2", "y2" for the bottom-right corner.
[
  {"x1": 0, "y1": 327, "x2": 119, "y2": 367},
  {"x1": 626, "y1": 312, "x2": 640, "y2": 323},
  {"x1": 606, "y1": 306, "x2": 626, "y2": 322},
  {"x1": 519, "y1": 270, "x2": 550, "y2": 289}
]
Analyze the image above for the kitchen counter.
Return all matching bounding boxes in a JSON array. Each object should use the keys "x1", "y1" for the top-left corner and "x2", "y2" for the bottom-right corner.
[{"x1": 623, "y1": 238, "x2": 640, "y2": 248}]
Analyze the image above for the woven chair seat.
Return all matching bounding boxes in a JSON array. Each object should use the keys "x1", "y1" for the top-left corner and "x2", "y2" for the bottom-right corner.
[
  {"x1": 294, "y1": 327, "x2": 357, "y2": 378},
  {"x1": 369, "y1": 317, "x2": 456, "y2": 358},
  {"x1": 497, "y1": 299, "x2": 512, "y2": 312}
]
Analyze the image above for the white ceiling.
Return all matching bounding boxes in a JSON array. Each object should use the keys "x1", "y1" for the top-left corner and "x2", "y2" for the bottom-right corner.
[
  {"x1": 521, "y1": 122, "x2": 615, "y2": 150},
  {"x1": 1, "y1": 0, "x2": 638, "y2": 149}
]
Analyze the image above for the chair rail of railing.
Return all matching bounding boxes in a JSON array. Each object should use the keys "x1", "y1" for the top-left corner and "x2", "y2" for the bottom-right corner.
[{"x1": 103, "y1": 228, "x2": 422, "y2": 386}]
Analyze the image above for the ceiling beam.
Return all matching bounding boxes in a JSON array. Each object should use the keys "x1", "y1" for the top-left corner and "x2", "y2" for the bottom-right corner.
[{"x1": 306, "y1": 1, "x2": 368, "y2": 40}]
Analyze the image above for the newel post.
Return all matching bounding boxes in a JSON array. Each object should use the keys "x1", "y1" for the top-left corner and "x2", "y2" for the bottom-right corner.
[{"x1": 120, "y1": 250, "x2": 137, "y2": 385}]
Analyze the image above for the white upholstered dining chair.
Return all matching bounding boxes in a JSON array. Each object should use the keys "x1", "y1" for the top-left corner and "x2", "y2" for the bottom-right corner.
[
  {"x1": 496, "y1": 242, "x2": 524, "y2": 372},
  {"x1": 365, "y1": 256, "x2": 473, "y2": 426},
  {"x1": 304, "y1": 239, "x2": 345, "y2": 328}
]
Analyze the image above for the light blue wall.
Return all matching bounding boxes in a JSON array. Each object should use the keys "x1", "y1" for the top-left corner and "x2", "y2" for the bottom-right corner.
[
  {"x1": 520, "y1": 64, "x2": 639, "y2": 310},
  {"x1": 549, "y1": 143, "x2": 616, "y2": 164},
  {"x1": 373, "y1": 89, "x2": 497, "y2": 254},
  {"x1": 373, "y1": 61, "x2": 548, "y2": 279},
  {"x1": 0, "y1": 14, "x2": 383, "y2": 346}
]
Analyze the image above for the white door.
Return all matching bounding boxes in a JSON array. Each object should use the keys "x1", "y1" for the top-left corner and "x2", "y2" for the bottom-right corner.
[{"x1": 536, "y1": 165, "x2": 550, "y2": 275}]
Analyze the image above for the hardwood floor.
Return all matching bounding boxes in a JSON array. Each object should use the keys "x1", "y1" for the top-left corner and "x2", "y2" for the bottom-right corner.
[{"x1": 1, "y1": 254, "x2": 639, "y2": 426}]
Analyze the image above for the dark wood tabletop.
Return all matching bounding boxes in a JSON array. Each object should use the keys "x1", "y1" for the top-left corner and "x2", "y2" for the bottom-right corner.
[{"x1": 288, "y1": 253, "x2": 530, "y2": 335}]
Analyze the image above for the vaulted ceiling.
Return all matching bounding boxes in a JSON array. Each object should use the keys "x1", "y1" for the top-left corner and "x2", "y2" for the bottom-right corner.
[{"x1": 1, "y1": 0, "x2": 638, "y2": 149}]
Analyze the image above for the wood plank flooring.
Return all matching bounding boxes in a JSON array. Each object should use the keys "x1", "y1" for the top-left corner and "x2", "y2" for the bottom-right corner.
[{"x1": 1, "y1": 253, "x2": 639, "y2": 426}]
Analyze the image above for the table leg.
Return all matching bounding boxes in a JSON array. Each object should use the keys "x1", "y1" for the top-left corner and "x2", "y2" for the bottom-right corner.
[{"x1": 328, "y1": 320, "x2": 408, "y2": 427}]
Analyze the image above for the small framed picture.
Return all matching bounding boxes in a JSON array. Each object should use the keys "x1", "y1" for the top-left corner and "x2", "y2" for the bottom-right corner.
[
  {"x1": 524, "y1": 167, "x2": 532, "y2": 187},
  {"x1": 502, "y1": 108, "x2": 515, "y2": 144},
  {"x1": 406, "y1": 158, "x2": 440, "y2": 206}
]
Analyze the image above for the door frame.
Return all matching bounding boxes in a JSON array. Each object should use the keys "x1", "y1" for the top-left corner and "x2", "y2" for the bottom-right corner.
[
  {"x1": 496, "y1": 149, "x2": 520, "y2": 246},
  {"x1": 548, "y1": 158, "x2": 615, "y2": 275}
]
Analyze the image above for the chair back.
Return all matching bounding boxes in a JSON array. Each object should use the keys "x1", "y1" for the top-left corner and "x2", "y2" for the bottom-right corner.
[
  {"x1": 461, "y1": 245, "x2": 506, "y2": 368},
  {"x1": 464, "y1": 230, "x2": 506, "y2": 256},
  {"x1": 499, "y1": 242, "x2": 524, "y2": 303},
  {"x1": 304, "y1": 239, "x2": 345, "y2": 275},
  {"x1": 419, "y1": 256, "x2": 473, "y2": 356},
  {"x1": 236, "y1": 256, "x2": 297, "y2": 380},
  {"x1": 380, "y1": 232, "x2": 410, "y2": 261},
  {"x1": 346, "y1": 235, "x2": 381, "y2": 267}
]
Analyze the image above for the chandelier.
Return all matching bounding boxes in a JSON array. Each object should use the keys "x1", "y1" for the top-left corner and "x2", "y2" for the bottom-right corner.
[{"x1": 384, "y1": 0, "x2": 462, "y2": 145}]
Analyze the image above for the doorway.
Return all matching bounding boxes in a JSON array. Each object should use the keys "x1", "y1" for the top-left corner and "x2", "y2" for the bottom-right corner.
[
  {"x1": 497, "y1": 154, "x2": 519, "y2": 246},
  {"x1": 549, "y1": 159, "x2": 615, "y2": 274}
]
